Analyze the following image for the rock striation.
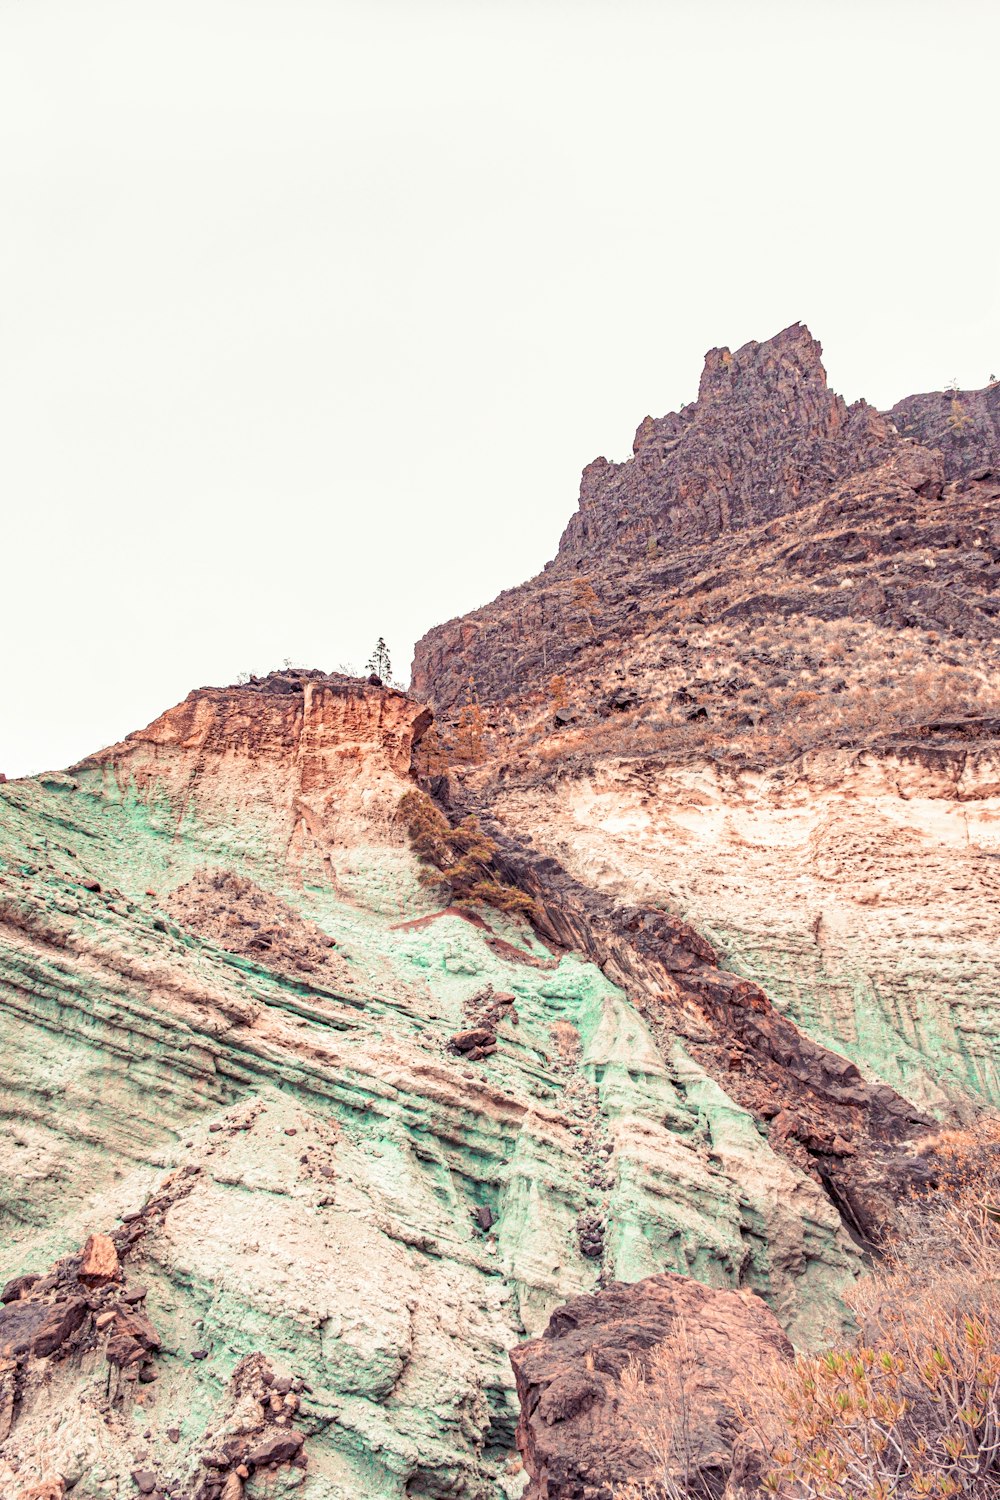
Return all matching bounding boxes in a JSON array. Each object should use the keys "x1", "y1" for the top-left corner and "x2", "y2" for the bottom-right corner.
[
  {"x1": 1, "y1": 668, "x2": 872, "y2": 1497},
  {"x1": 4, "y1": 327, "x2": 1000, "y2": 1500}
]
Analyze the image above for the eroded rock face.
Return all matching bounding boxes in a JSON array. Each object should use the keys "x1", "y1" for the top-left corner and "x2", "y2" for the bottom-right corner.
[
  {"x1": 890, "y1": 380, "x2": 1000, "y2": 480},
  {"x1": 409, "y1": 322, "x2": 1000, "y2": 1196},
  {"x1": 1, "y1": 672, "x2": 864, "y2": 1495},
  {"x1": 509, "y1": 1271, "x2": 793, "y2": 1500},
  {"x1": 480, "y1": 744, "x2": 1000, "y2": 1115}
]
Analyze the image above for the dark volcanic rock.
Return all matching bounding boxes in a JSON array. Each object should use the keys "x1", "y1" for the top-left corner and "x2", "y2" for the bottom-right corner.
[
  {"x1": 558, "y1": 323, "x2": 900, "y2": 564},
  {"x1": 411, "y1": 323, "x2": 955, "y2": 712},
  {"x1": 247, "y1": 1430, "x2": 304, "y2": 1466},
  {"x1": 509, "y1": 1271, "x2": 793, "y2": 1500},
  {"x1": 889, "y1": 381, "x2": 1000, "y2": 480},
  {"x1": 411, "y1": 325, "x2": 1000, "y2": 727}
]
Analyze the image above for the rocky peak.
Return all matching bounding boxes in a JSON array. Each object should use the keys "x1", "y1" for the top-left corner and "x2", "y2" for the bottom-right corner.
[
  {"x1": 694, "y1": 320, "x2": 830, "y2": 408},
  {"x1": 553, "y1": 322, "x2": 907, "y2": 570}
]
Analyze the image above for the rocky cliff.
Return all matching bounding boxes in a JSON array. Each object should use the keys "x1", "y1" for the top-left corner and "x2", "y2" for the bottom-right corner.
[
  {"x1": 3, "y1": 325, "x2": 999, "y2": 1500},
  {"x1": 411, "y1": 324, "x2": 1000, "y2": 1132},
  {"x1": 0, "y1": 669, "x2": 883, "y2": 1499},
  {"x1": 412, "y1": 325, "x2": 1000, "y2": 725}
]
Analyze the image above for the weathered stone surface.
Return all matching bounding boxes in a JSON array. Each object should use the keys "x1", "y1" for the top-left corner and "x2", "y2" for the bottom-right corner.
[
  {"x1": 510, "y1": 1271, "x2": 793, "y2": 1500},
  {"x1": 246, "y1": 1429, "x2": 303, "y2": 1465},
  {"x1": 105, "y1": 1306, "x2": 160, "y2": 1368},
  {"x1": 2, "y1": 670, "x2": 863, "y2": 1494},
  {"x1": 889, "y1": 380, "x2": 1000, "y2": 479},
  {"x1": 0, "y1": 1295, "x2": 88, "y2": 1360},
  {"x1": 77, "y1": 1232, "x2": 119, "y2": 1287},
  {"x1": 1, "y1": 1274, "x2": 39, "y2": 1304},
  {"x1": 449, "y1": 1026, "x2": 497, "y2": 1052}
]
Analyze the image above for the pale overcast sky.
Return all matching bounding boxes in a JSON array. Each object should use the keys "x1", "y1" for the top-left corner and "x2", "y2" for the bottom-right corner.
[{"x1": 2, "y1": 0, "x2": 998, "y2": 777}]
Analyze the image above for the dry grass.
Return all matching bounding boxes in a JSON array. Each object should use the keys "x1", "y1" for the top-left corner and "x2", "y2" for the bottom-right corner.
[
  {"x1": 481, "y1": 606, "x2": 1000, "y2": 778},
  {"x1": 549, "y1": 1019, "x2": 582, "y2": 1064},
  {"x1": 610, "y1": 1125, "x2": 1000, "y2": 1499}
]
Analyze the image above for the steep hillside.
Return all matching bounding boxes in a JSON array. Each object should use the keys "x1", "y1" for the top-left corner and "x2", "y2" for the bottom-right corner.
[
  {"x1": 412, "y1": 325, "x2": 1000, "y2": 1126},
  {"x1": 0, "y1": 671, "x2": 889, "y2": 1499},
  {"x1": 2, "y1": 327, "x2": 998, "y2": 1500}
]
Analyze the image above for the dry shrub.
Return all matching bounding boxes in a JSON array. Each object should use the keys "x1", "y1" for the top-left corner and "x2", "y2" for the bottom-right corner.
[
  {"x1": 548, "y1": 1019, "x2": 582, "y2": 1064},
  {"x1": 613, "y1": 1318, "x2": 727, "y2": 1500},
  {"x1": 736, "y1": 1132, "x2": 1000, "y2": 1500},
  {"x1": 784, "y1": 691, "x2": 821, "y2": 710},
  {"x1": 745, "y1": 1310, "x2": 1000, "y2": 1499},
  {"x1": 609, "y1": 1128, "x2": 1000, "y2": 1499},
  {"x1": 398, "y1": 789, "x2": 536, "y2": 917}
]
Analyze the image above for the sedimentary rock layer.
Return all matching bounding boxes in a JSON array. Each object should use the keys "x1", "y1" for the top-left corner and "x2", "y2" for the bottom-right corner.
[{"x1": 0, "y1": 673, "x2": 860, "y2": 1498}]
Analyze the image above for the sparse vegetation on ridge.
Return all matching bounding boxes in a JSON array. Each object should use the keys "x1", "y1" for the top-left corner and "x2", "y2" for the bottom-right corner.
[{"x1": 398, "y1": 788, "x2": 535, "y2": 916}]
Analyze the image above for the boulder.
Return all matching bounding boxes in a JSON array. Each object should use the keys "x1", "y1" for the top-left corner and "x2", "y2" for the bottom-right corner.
[
  {"x1": 509, "y1": 1271, "x2": 792, "y2": 1500},
  {"x1": 247, "y1": 1430, "x2": 304, "y2": 1466},
  {"x1": 0, "y1": 1297, "x2": 89, "y2": 1360},
  {"x1": 449, "y1": 1028, "x2": 496, "y2": 1054}
]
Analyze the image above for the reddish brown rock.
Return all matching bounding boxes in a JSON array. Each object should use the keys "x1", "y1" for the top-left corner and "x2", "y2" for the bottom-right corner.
[
  {"x1": 448, "y1": 1027, "x2": 496, "y2": 1054},
  {"x1": 78, "y1": 1232, "x2": 119, "y2": 1288},
  {"x1": 889, "y1": 381, "x2": 1000, "y2": 480},
  {"x1": 0, "y1": 1296, "x2": 89, "y2": 1360},
  {"x1": 246, "y1": 1430, "x2": 304, "y2": 1466},
  {"x1": 509, "y1": 1272, "x2": 793, "y2": 1500},
  {"x1": 105, "y1": 1307, "x2": 161, "y2": 1368}
]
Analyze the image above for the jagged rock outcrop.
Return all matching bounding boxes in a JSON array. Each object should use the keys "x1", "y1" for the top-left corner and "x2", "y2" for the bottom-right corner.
[
  {"x1": 509, "y1": 1271, "x2": 793, "y2": 1500},
  {"x1": 890, "y1": 379, "x2": 1000, "y2": 480},
  {"x1": 411, "y1": 326, "x2": 1000, "y2": 724},
  {"x1": 410, "y1": 323, "x2": 1000, "y2": 1138},
  {"x1": 558, "y1": 323, "x2": 904, "y2": 564}
]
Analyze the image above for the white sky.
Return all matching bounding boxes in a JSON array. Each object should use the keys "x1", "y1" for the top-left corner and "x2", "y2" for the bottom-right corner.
[{"x1": 2, "y1": 0, "x2": 998, "y2": 777}]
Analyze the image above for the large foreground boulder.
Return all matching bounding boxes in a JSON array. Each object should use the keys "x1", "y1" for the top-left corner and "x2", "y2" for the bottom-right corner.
[{"x1": 509, "y1": 1271, "x2": 793, "y2": 1500}]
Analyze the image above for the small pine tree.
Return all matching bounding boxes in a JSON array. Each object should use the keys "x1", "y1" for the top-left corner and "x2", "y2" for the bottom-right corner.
[
  {"x1": 366, "y1": 637, "x2": 392, "y2": 682},
  {"x1": 549, "y1": 675, "x2": 569, "y2": 713}
]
